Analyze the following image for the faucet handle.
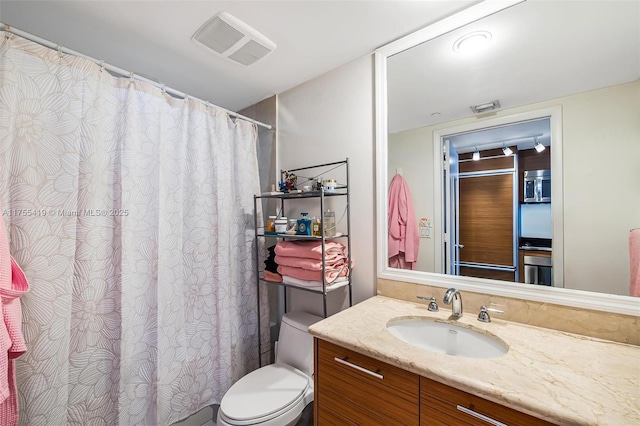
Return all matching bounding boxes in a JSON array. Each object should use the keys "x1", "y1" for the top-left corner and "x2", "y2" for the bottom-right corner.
[
  {"x1": 416, "y1": 296, "x2": 439, "y2": 312},
  {"x1": 477, "y1": 305, "x2": 505, "y2": 323}
]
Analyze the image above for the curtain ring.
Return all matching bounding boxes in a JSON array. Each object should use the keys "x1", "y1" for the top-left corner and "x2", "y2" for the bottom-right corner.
[
  {"x1": 205, "y1": 101, "x2": 211, "y2": 109},
  {"x1": 129, "y1": 72, "x2": 134, "y2": 84},
  {"x1": 161, "y1": 84, "x2": 166, "y2": 93},
  {"x1": 57, "y1": 45, "x2": 63, "y2": 58}
]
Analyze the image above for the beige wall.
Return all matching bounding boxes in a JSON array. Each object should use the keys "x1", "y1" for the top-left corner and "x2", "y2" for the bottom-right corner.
[
  {"x1": 388, "y1": 79, "x2": 640, "y2": 296},
  {"x1": 277, "y1": 55, "x2": 376, "y2": 316},
  {"x1": 388, "y1": 127, "x2": 435, "y2": 272}
]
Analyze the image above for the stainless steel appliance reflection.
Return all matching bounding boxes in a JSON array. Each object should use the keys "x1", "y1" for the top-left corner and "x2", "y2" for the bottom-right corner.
[
  {"x1": 523, "y1": 169, "x2": 551, "y2": 203},
  {"x1": 524, "y1": 255, "x2": 552, "y2": 286}
]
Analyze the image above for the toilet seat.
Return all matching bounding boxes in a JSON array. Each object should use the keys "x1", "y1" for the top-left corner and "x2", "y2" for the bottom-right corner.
[{"x1": 218, "y1": 363, "x2": 312, "y2": 426}]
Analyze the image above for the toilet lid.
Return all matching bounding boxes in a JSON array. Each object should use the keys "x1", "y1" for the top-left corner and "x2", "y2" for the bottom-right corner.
[{"x1": 220, "y1": 363, "x2": 310, "y2": 423}]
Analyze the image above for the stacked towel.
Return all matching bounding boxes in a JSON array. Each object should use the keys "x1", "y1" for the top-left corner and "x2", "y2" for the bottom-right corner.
[
  {"x1": 282, "y1": 276, "x2": 348, "y2": 290},
  {"x1": 275, "y1": 240, "x2": 351, "y2": 286}
]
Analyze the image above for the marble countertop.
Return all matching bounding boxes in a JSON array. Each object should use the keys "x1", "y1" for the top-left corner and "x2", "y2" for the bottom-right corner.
[{"x1": 308, "y1": 296, "x2": 640, "y2": 426}]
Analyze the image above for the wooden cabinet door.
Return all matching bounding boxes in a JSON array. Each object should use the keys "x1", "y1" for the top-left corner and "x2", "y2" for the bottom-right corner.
[
  {"x1": 458, "y1": 173, "x2": 515, "y2": 281},
  {"x1": 314, "y1": 339, "x2": 419, "y2": 426},
  {"x1": 420, "y1": 377, "x2": 555, "y2": 426}
]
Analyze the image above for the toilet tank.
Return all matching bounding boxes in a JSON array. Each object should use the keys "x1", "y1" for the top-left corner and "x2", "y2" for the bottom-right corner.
[{"x1": 276, "y1": 311, "x2": 323, "y2": 376}]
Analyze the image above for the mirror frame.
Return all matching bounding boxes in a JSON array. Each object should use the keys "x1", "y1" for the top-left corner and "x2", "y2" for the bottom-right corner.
[{"x1": 374, "y1": 0, "x2": 639, "y2": 316}]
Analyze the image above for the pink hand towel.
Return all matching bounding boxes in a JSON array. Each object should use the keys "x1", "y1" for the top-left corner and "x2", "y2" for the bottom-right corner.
[
  {"x1": 275, "y1": 240, "x2": 347, "y2": 260},
  {"x1": 275, "y1": 255, "x2": 347, "y2": 271},
  {"x1": 277, "y1": 264, "x2": 349, "y2": 283},
  {"x1": 630, "y1": 229, "x2": 640, "y2": 297}
]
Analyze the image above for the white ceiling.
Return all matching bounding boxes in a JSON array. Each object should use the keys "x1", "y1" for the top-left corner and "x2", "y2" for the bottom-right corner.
[
  {"x1": 0, "y1": 0, "x2": 478, "y2": 112},
  {"x1": 387, "y1": 0, "x2": 640, "y2": 137}
]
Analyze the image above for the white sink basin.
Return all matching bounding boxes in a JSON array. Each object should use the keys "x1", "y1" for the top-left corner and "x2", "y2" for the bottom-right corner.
[{"x1": 386, "y1": 318, "x2": 508, "y2": 359}]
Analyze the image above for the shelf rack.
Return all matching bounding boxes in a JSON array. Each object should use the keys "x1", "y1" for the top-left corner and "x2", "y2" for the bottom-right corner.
[{"x1": 253, "y1": 158, "x2": 352, "y2": 365}]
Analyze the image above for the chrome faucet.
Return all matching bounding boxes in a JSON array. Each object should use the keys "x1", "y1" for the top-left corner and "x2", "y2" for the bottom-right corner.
[
  {"x1": 416, "y1": 295, "x2": 439, "y2": 312},
  {"x1": 443, "y1": 288, "x2": 463, "y2": 318}
]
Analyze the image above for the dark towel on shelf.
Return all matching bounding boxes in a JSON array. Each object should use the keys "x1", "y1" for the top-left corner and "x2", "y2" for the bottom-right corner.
[{"x1": 264, "y1": 245, "x2": 279, "y2": 273}]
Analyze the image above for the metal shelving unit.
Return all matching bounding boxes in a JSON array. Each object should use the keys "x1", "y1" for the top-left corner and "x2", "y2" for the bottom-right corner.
[{"x1": 253, "y1": 159, "x2": 352, "y2": 365}]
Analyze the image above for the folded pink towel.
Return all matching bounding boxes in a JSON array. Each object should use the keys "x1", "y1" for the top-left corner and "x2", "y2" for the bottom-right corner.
[
  {"x1": 275, "y1": 255, "x2": 347, "y2": 271},
  {"x1": 275, "y1": 240, "x2": 347, "y2": 260},
  {"x1": 263, "y1": 270, "x2": 283, "y2": 283},
  {"x1": 630, "y1": 229, "x2": 640, "y2": 297},
  {"x1": 278, "y1": 264, "x2": 349, "y2": 283}
]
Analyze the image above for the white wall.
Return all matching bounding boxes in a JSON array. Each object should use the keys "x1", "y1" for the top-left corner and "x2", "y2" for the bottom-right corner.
[
  {"x1": 561, "y1": 80, "x2": 639, "y2": 295},
  {"x1": 388, "y1": 79, "x2": 640, "y2": 296},
  {"x1": 277, "y1": 55, "x2": 376, "y2": 315},
  {"x1": 388, "y1": 128, "x2": 435, "y2": 272}
]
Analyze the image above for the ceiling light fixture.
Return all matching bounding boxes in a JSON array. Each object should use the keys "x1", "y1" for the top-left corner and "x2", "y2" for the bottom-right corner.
[
  {"x1": 534, "y1": 137, "x2": 546, "y2": 153},
  {"x1": 453, "y1": 30, "x2": 492, "y2": 54},
  {"x1": 472, "y1": 146, "x2": 480, "y2": 161},
  {"x1": 502, "y1": 144, "x2": 513, "y2": 156}
]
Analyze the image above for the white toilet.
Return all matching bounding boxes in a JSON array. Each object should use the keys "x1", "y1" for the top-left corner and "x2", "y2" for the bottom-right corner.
[{"x1": 217, "y1": 311, "x2": 322, "y2": 426}]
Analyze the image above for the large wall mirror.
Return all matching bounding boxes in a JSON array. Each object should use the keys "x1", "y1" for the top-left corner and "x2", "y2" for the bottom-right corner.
[{"x1": 375, "y1": 0, "x2": 639, "y2": 315}]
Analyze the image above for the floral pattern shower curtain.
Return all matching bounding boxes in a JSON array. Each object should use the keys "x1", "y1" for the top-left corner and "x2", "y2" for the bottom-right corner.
[{"x1": 0, "y1": 33, "x2": 266, "y2": 425}]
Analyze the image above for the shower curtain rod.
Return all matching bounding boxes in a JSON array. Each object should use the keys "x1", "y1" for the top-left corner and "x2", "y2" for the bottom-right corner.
[{"x1": 0, "y1": 23, "x2": 272, "y2": 130}]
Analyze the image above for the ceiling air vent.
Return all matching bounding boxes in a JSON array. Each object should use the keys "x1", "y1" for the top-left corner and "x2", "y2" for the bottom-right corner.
[{"x1": 192, "y1": 12, "x2": 276, "y2": 66}]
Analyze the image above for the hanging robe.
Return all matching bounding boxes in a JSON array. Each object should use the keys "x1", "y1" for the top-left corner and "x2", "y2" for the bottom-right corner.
[{"x1": 388, "y1": 174, "x2": 420, "y2": 270}]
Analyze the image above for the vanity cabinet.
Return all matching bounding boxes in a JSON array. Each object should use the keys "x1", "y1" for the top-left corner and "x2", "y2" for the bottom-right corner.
[
  {"x1": 314, "y1": 339, "x2": 420, "y2": 425},
  {"x1": 420, "y1": 377, "x2": 553, "y2": 425},
  {"x1": 314, "y1": 338, "x2": 555, "y2": 426}
]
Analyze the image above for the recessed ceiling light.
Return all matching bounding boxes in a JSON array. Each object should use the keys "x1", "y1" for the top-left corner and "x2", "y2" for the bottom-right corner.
[{"x1": 453, "y1": 30, "x2": 492, "y2": 54}]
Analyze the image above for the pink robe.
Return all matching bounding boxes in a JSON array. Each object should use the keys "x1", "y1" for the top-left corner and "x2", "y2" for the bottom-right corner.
[
  {"x1": 0, "y1": 202, "x2": 29, "y2": 426},
  {"x1": 388, "y1": 174, "x2": 419, "y2": 270}
]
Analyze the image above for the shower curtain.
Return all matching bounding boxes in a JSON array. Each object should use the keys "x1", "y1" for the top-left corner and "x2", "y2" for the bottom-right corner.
[{"x1": 0, "y1": 32, "x2": 267, "y2": 425}]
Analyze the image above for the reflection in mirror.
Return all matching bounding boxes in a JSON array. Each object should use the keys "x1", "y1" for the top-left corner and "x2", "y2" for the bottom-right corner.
[{"x1": 381, "y1": 0, "x2": 639, "y2": 301}]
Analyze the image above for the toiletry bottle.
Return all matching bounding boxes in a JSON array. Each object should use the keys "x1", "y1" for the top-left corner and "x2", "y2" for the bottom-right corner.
[
  {"x1": 312, "y1": 216, "x2": 322, "y2": 237},
  {"x1": 275, "y1": 217, "x2": 287, "y2": 234},
  {"x1": 323, "y1": 210, "x2": 336, "y2": 237},
  {"x1": 266, "y1": 215, "x2": 276, "y2": 233},
  {"x1": 296, "y1": 212, "x2": 312, "y2": 236}
]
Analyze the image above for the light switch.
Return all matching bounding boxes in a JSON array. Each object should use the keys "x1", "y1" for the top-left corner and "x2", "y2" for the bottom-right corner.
[{"x1": 419, "y1": 217, "x2": 432, "y2": 238}]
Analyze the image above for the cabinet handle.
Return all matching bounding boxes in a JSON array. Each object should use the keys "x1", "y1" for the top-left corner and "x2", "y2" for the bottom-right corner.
[
  {"x1": 456, "y1": 405, "x2": 507, "y2": 426},
  {"x1": 334, "y1": 357, "x2": 384, "y2": 380}
]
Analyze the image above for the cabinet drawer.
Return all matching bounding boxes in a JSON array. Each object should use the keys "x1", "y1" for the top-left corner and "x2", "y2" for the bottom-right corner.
[
  {"x1": 420, "y1": 377, "x2": 555, "y2": 426},
  {"x1": 315, "y1": 339, "x2": 419, "y2": 425}
]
